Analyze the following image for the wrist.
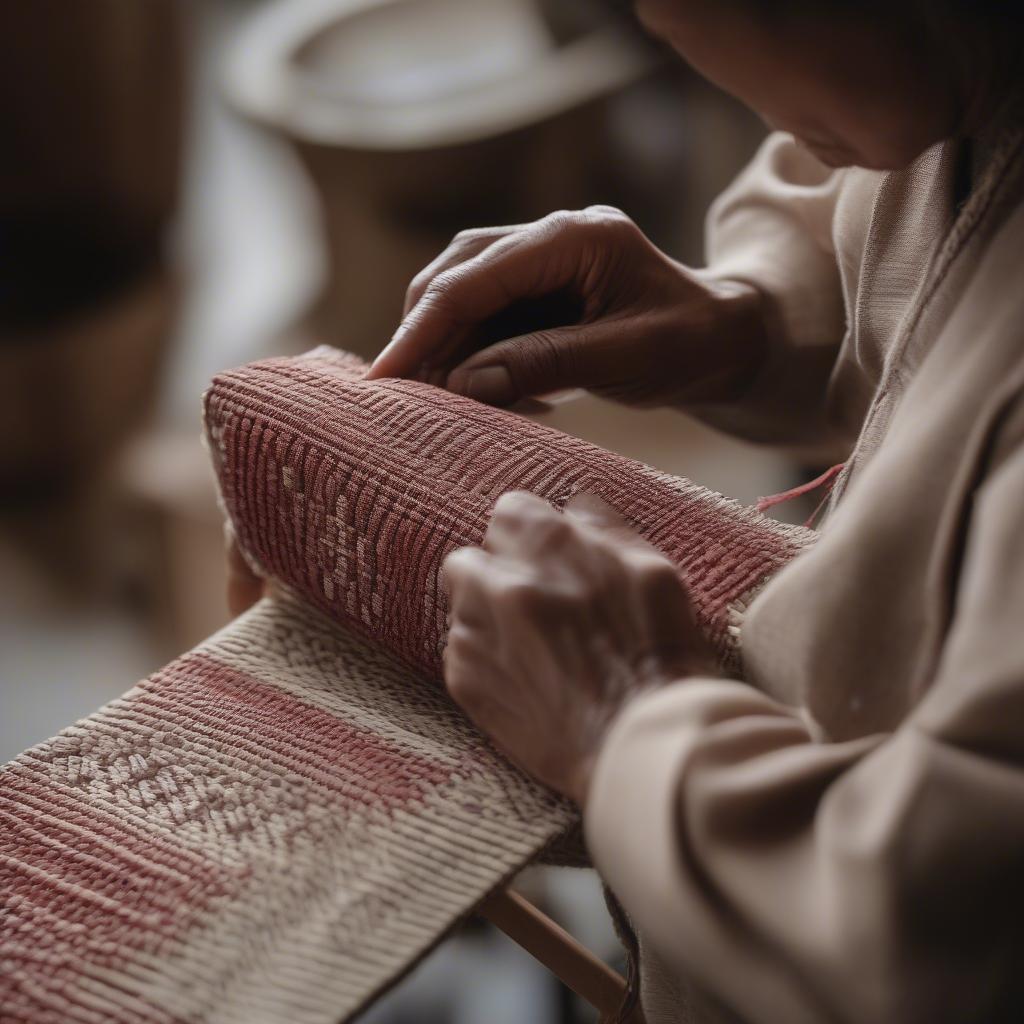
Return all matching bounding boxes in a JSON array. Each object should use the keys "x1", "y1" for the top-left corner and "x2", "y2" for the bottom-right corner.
[
  {"x1": 641, "y1": 264, "x2": 772, "y2": 407},
  {"x1": 575, "y1": 665, "x2": 719, "y2": 809},
  {"x1": 705, "y1": 275, "x2": 772, "y2": 401}
]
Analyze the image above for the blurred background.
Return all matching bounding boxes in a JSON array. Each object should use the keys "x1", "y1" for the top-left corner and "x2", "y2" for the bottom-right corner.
[{"x1": 0, "y1": 0, "x2": 798, "y2": 1019}]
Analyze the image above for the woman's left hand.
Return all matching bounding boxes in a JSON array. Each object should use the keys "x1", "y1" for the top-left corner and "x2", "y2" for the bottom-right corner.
[{"x1": 442, "y1": 491, "x2": 719, "y2": 805}]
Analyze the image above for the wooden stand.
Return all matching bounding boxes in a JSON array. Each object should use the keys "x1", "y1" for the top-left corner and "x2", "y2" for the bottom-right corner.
[{"x1": 479, "y1": 889, "x2": 644, "y2": 1024}]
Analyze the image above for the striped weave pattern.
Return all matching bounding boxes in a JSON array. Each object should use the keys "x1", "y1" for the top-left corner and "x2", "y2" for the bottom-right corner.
[
  {"x1": 1, "y1": 347, "x2": 814, "y2": 1022},
  {"x1": 206, "y1": 347, "x2": 814, "y2": 675},
  {"x1": 1, "y1": 599, "x2": 571, "y2": 1023}
]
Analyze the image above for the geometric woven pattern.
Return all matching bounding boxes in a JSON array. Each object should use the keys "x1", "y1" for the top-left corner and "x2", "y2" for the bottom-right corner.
[
  {"x1": 1, "y1": 346, "x2": 814, "y2": 1022},
  {"x1": 206, "y1": 347, "x2": 814, "y2": 676},
  {"x1": 0, "y1": 598, "x2": 573, "y2": 1023}
]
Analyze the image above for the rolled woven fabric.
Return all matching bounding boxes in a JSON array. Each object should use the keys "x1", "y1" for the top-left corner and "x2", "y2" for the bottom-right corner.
[{"x1": 205, "y1": 346, "x2": 815, "y2": 676}]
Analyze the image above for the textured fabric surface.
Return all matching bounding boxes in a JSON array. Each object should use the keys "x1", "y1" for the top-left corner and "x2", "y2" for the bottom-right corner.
[
  {"x1": 205, "y1": 347, "x2": 813, "y2": 676},
  {"x1": 0, "y1": 598, "x2": 573, "y2": 1023},
  {"x1": 1, "y1": 347, "x2": 813, "y2": 1022}
]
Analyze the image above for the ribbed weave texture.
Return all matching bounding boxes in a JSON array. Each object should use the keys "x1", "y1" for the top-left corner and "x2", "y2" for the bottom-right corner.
[
  {"x1": 0, "y1": 598, "x2": 571, "y2": 1023},
  {"x1": 1, "y1": 347, "x2": 814, "y2": 1022},
  {"x1": 206, "y1": 347, "x2": 814, "y2": 675}
]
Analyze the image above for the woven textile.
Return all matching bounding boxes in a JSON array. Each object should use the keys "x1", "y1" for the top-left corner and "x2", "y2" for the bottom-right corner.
[
  {"x1": 206, "y1": 347, "x2": 814, "y2": 675},
  {"x1": 2, "y1": 346, "x2": 813, "y2": 1023},
  {"x1": 0, "y1": 599, "x2": 573, "y2": 1023}
]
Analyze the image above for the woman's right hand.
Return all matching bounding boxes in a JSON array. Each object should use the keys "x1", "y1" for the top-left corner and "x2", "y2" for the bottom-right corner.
[{"x1": 367, "y1": 205, "x2": 770, "y2": 409}]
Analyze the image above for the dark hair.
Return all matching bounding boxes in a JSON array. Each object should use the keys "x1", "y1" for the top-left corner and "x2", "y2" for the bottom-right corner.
[
  {"x1": 734, "y1": 0, "x2": 1023, "y2": 17},
  {"x1": 675, "y1": 0, "x2": 1024, "y2": 81}
]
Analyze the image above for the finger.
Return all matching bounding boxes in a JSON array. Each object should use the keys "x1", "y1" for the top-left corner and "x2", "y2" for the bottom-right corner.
[
  {"x1": 226, "y1": 541, "x2": 257, "y2": 577},
  {"x1": 564, "y1": 491, "x2": 658, "y2": 556},
  {"x1": 226, "y1": 561, "x2": 264, "y2": 617},
  {"x1": 626, "y1": 555, "x2": 706, "y2": 665},
  {"x1": 485, "y1": 493, "x2": 635, "y2": 600},
  {"x1": 401, "y1": 227, "x2": 520, "y2": 317},
  {"x1": 441, "y1": 545, "x2": 492, "y2": 589},
  {"x1": 443, "y1": 319, "x2": 627, "y2": 406},
  {"x1": 443, "y1": 620, "x2": 505, "y2": 695},
  {"x1": 491, "y1": 490, "x2": 555, "y2": 522},
  {"x1": 227, "y1": 571, "x2": 265, "y2": 618},
  {"x1": 443, "y1": 640, "x2": 511, "y2": 726},
  {"x1": 225, "y1": 525, "x2": 265, "y2": 616},
  {"x1": 484, "y1": 491, "x2": 561, "y2": 556},
  {"x1": 441, "y1": 546, "x2": 499, "y2": 626},
  {"x1": 367, "y1": 216, "x2": 585, "y2": 381},
  {"x1": 563, "y1": 492, "x2": 626, "y2": 532}
]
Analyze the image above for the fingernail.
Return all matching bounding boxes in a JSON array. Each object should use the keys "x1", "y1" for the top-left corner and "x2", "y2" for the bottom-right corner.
[
  {"x1": 370, "y1": 322, "x2": 409, "y2": 370},
  {"x1": 373, "y1": 334, "x2": 398, "y2": 363},
  {"x1": 450, "y1": 365, "x2": 512, "y2": 404}
]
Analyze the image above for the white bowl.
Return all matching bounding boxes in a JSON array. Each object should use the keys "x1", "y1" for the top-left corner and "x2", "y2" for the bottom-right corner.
[{"x1": 224, "y1": 0, "x2": 654, "y2": 151}]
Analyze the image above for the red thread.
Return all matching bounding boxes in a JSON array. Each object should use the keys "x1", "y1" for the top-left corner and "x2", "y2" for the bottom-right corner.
[{"x1": 756, "y1": 463, "x2": 845, "y2": 524}]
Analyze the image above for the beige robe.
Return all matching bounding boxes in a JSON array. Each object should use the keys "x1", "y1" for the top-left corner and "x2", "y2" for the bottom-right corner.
[{"x1": 585, "y1": 106, "x2": 1024, "y2": 1024}]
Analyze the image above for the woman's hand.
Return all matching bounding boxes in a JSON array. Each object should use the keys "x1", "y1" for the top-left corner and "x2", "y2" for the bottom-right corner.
[
  {"x1": 367, "y1": 206, "x2": 769, "y2": 409},
  {"x1": 442, "y1": 491, "x2": 719, "y2": 805}
]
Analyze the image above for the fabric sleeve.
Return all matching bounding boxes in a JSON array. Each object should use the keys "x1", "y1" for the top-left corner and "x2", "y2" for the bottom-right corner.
[
  {"x1": 691, "y1": 132, "x2": 849, "y2": 449},
  {"x1": 585, "y1": 416, "x2": 1024, "y2": 1023}
]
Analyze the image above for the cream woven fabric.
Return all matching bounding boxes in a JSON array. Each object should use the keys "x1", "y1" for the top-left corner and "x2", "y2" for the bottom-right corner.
[{"x1": 0, "y1": 598, "x2": 574, "y2": 1023}]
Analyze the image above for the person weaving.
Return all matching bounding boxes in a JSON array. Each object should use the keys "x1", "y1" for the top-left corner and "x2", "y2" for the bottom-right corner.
[{"x1": 230, "y1": 2, "x2": 1024, "y2": 1021}]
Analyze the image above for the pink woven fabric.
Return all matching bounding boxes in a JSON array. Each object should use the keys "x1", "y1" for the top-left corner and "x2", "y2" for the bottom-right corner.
[
  {"x1": 1, "y1": 346, "x2": 814, "y2": 1022},
  {"x1": 1, "y1": 599, "x2": 572, "y2": 1023},
  {"x1": 206, "y1": 347, "x2": 814, "y2": 675}
]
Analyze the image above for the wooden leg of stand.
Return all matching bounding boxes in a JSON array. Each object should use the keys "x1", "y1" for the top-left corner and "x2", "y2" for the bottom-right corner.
[{"x1": 478, "y1": 889, "x2": 644, "y2": 1024}]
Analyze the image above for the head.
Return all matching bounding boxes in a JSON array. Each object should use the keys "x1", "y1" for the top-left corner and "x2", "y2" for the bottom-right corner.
[{"x1": 634, "y1": 0, "x2": 1024, "y2": 170}]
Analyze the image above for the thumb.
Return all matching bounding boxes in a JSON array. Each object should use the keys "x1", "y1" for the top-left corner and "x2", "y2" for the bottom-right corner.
[{"x1": 446, "y1": 322, "x2": 613, "y2": 406}]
